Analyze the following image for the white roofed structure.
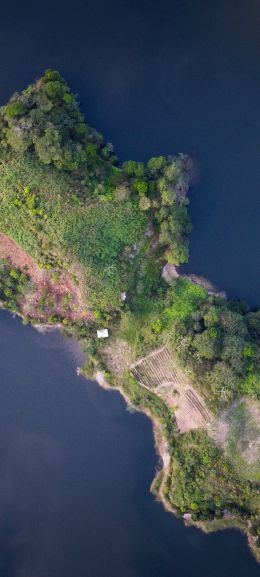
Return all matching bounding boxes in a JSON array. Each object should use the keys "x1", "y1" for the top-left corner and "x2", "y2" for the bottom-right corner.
[{"x1": 97, "y1": 328, "x2": 109, "y2": 339}]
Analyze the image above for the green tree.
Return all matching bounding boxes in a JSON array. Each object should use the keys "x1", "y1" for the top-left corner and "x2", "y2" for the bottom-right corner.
[
  {"x1": 122, "y1": 160, "x2": 145, "y2": 177},
  {"x1": 221, "y1": 335, "x2": 246, "y2": 373},
  {"x1": 4, "y1": 100, "x2": 26, "y2": 119},
  {"x1": 134, "y1": 179, "x2": 148, "y2": 196},
  {"x1": 5, "y1": 127, "x2": 31, "y2": 152},
  {"x1": 208, "y1": 362, "x2": 240, "y2": 405},
  {"x1": 139, "y1": 196, "x2": 151, "y2": 211},
  {"x1": 147, "y1": 155, "x2": 166, "y2": 173},
  {"x1": 193, "y1": 328, "x2": 221, "y2": 360},
  {"x1": 35, "y1": 127, "x2": 62, "y2": 165}
]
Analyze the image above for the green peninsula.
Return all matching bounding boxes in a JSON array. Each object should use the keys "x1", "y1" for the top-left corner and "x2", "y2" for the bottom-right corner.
[{"x1": 0, "y1": 71, "x2": 259, "y2": 558}]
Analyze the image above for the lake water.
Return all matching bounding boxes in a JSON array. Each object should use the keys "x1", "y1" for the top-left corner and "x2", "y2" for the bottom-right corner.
[
  {"x1": 0, "y1": 310, "x2": 259, "y2": 577},
  {"x1": 0, "y1": 0, "x2": 260, "y2": 575},
  {"x1": 1, "y1": 0, "x2": 260, "y2": 305}
]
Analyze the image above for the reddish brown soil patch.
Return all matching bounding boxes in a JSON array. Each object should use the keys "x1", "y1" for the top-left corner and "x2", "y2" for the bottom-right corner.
[
  {"x1": 0, "y1": 233, "x2": 39, "y2": 278},
  {"x1": 0, "y1": 233, "x2": 94, "y2": 323}
]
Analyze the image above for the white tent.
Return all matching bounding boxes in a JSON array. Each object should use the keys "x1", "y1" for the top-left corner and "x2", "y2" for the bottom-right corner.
[{"x1": 97, "y1": 328, "x2": 109, "y2": 339}]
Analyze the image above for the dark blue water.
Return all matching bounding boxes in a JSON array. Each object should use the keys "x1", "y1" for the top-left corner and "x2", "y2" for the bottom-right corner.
[
  {"x1": 0, "y1": 1, "x2": 260, "y2": 575},
  {"x1": 0, "y1": 310, "x2": 258, "y2": 577},
  {"x1": 1, "y1": 0, "x2": 260, "y2": 304}
]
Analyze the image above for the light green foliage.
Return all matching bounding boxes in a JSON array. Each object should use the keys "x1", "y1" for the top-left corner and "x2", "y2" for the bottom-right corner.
[
  {"x1": 204, "y1": 305, "x2": 221, "y2": 327},
  {"x1": 161, "y1": 186, "x2": 176, "y2": 206},
  {"x1": 164, "y1": 240, "x2": 189, "y2": 265},
  {"x1": 225, "y1": 401, "x2": 260, "y2": 481},
  {"x1": 139, "y1": 196, "x2": 151, "y2": 211},
  {"x1": 241, "y1": 374, "x2": 260, "y2": 398},
  {"x1": 166, "y1": 429, "x2": 253, "y2": 519},
  {"x1": 147, "y1": 155, "x2": 166, "y2": 173},
  {"x1": 122, "y1": 160, "x2": 145, "y2": 177},
  {"x1": 0, "y1": 152, "x2": 146, "y2": 308},
  {"x1": 5, "y1": 127, "x2": 32, "y2": 152},
  {"x1": 243, "y1": 343, "x2": 257, "y2": 358},
  {"x1": 63, "y1": 201, "x2": 146, "y2": 307},
  {"x1": 134, "y1": 179, "x2": 148, "y2": 195},
  {"x1": 4, "y1": 101, "x2": 27, "y2": 118},
  {"x1": 164, "y1": 278, "x2": 208, "y2": 324},
  {"x1": 0, "y1": 154, "x2": 74, "y2": 264}
]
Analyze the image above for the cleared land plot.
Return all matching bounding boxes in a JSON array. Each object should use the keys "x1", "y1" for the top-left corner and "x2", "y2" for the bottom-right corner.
[
  {"x1": 131, "y1": 347, "x2": 211, "y2": 432},
  {"x1": 210, "y1": 398, "x2": 260, "y2": 481}
]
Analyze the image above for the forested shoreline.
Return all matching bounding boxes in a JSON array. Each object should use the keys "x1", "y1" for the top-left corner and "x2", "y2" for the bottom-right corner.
[{"x1": 0, "y1": 71, "x2": 259, "y2": 558}]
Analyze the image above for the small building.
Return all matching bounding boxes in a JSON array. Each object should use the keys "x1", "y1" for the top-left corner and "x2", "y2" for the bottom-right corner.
[{"x1": 97, "y1": 328, "x2": 109, "y2": 339}]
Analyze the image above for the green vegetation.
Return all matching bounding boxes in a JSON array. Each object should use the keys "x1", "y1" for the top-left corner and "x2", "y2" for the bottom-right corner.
[
  {"x1": 166, "y1": 429, "x2": 257, "y2": 520},
  {"x1": 0, "y1": 260, "x2": 31, "y2": 312},
  {"x1": 0, "y1": 70, "x2": 191, "y2": 309},
  {"x1": 224, "y1": 400, "x2": 260, "y2": 481},
  {"x1": 122, "y1": 373, "x2": 259, "y2": 522},
  {"x1": 119, "y1": 278, "x2": 260, "y2": 410},
  {"x1": 0, "y1": 71, "x2": 259, "y2": 555}
]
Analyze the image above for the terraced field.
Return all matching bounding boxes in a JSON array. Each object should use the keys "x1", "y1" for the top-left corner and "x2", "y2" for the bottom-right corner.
[{"x1": 131, "y1": 347, "x2": 211, "y2": 432}]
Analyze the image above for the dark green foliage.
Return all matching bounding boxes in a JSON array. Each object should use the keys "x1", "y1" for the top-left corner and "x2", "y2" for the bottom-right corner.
[
  {"x1": 250, "y1": 524, "x2": 260, "y2": 546},
  {"x1": 193, "y1": 327, "x2": 221, "y2": 360},
  {"x1": 166, "y1": 429, "x2": 254, "y2": 518},
  {"x1": 0, "y1": 261, "x2": 30, "y2": 311},
  {"x1": 0, "y1": 69, "x2": 112, "y2": 175},
  {"x1": 121, "y1": 154, "x2": 191, "y2": 266},
  {"x1": 247, "y1": 310, "x2": 260, "y2": 339}
]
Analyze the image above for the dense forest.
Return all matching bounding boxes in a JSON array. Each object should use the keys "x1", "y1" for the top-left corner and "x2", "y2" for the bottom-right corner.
[{"x1": 0, "y1": 71, "x2": 259, "y2": 553}]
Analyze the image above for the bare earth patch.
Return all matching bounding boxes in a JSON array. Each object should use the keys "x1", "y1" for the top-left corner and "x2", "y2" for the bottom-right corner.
[
  {"x1": 103, "y1": 339, "x2": 134, "y2": 376},
  {"x1": 210, "y1": 397, "x2": 260, "y2": 478},
  {"x1": 0, "y1": 233, "x2": 93, "y2": 322}
]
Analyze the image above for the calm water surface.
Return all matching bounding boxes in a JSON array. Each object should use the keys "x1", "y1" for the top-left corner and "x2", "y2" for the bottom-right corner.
[
  {"x1": 0, "y1": 1, "x2": 260, "y2": 575},
  {"x1": 0, "y1": 310, "x2": 259, "y2": 577},
  {"x1": 1, "y1": 0, "x2": 260, "y2": 303}
]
